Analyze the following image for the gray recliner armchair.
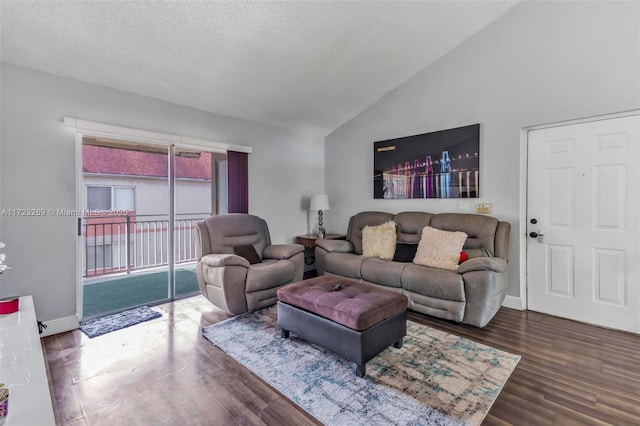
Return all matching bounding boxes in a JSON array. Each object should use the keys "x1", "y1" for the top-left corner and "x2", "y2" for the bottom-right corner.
[{"x1": 195, "y1": 214, "x2": 305, "y2": 315}]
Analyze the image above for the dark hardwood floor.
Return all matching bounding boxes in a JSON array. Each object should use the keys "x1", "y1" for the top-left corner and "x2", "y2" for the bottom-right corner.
[{"x1": 43, "y1": 296, "x2": 640, "y2": 425}]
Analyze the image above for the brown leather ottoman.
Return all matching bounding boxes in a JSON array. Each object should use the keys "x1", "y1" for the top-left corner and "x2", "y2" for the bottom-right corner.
[{"x1": 276, "y1": 275, "x2": 408, "y2": 377}]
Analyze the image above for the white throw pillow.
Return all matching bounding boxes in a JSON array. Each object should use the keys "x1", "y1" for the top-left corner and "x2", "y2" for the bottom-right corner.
[
  {"x1": 414, "y1": 226, "x2": 468, "y2": 271},
  {"x1": 362, "y1": 221, "x2": 397, "y2": 260}
]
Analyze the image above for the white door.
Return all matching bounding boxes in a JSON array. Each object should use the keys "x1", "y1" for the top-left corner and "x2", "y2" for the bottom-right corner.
[{"x1": 527, "y1": 114, "x2": 640, "y2": 333}]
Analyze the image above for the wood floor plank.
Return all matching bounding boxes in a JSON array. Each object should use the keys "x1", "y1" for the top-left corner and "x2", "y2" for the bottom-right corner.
[{"x1": 43, "y1": 296, "x2": 640, "y2": 425}]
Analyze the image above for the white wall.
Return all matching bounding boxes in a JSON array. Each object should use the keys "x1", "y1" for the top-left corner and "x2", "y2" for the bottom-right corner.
[
  {"x1": 325, "y1": 1, "x2": 640, "y2": 298},
  {"x1": 0, "y1": 63, "x2": 324, "y2": 322}
]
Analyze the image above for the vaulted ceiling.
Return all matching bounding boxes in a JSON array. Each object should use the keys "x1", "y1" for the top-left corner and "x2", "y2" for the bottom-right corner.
[{"x1": 1, "y1": 1, "x2": 519, "y2": 135}]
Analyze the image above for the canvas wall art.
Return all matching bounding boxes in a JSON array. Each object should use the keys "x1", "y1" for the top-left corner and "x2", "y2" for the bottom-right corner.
[{"x1": 373, "y1": 124, "x2": 480, "y2": 199}]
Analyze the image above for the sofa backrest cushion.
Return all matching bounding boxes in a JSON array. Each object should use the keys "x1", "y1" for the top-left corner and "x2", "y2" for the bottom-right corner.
[
  {"x1": 347, "y1": 212, "x2": 395, "y2": 255},
  {"x1": 346, "y1": 211, "x2": 510, "y2": 260},
  {"x1": 430, "y1": 213, "x2": 498, "y2": 258},
  {"x1": 199, "y1": 213, "x2": 271, "y2": 259},
  {"x1": 394, "y1": 212, "x2": 434, "y2": 243}
]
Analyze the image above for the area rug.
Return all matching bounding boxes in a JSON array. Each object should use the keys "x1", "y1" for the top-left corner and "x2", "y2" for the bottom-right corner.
[
  {"x1": 202, "y1": 306, "x2": 520, "y2": 426},
  {"x1": 79, "y1": 306, "x2": 162, "y2": 338}
]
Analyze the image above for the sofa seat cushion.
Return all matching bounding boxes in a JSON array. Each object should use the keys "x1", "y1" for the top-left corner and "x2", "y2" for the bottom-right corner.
[
  {"x1": 405, "y1": 293, "x2": 465, "y2": 323},
  {"x1": 277, "y1": 276, "x2": 407, "y2": 331},
  {"x1": 361, "y1": 258, "x2": 406, "y2": 289},
  {"x1": 401, "y1": 264, "x2": 466, "y2": 302},
  {"x1": 246, "y1": 259, "x2": 295, "y2": 292},
  {"x1": 324, "y1": 252, "x2": 365, "y2": 279}
]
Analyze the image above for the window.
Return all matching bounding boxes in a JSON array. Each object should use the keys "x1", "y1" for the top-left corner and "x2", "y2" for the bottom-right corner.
[
  {"x1": 87, "y1": 186, "x2": 135, "y2": 211},
  {"x1": 114, "y1": 187, "x2": 134, "y2": 210},
  {"x1": 87, "y1": 187, "x2": 111, "y2": 210}
]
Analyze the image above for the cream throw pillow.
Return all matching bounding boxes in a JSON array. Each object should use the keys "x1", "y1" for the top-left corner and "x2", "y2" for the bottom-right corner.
[
  {"x1": 362, "y1": 221, "x2": 397, "y2": 260},
  {"x1": 414, "y1": 226, "x2": 468, "y2": 271}
]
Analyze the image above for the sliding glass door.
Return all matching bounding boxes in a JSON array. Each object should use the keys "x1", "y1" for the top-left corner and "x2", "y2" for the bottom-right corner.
[
  {"x1": 80, "y1": 138, "x2": 218, "y2": 319},
  {"x1": 173, "y1": 148, "x2": 218, "y2": 298}
]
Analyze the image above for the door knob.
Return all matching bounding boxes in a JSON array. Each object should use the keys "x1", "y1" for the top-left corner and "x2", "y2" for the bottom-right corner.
[{"x1": 529, "y1": 231, "x2": 544, "y2": 238}]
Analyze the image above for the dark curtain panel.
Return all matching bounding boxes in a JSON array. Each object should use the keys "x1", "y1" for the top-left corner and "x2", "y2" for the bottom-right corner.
[{"x1": 227, "y1": 150, "x2": 248, "y2": 213}]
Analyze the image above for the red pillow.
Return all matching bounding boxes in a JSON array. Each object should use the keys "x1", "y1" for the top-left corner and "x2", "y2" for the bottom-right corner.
[{"x1": 459, "y1": 251, "x2": 468, "y2": 264}]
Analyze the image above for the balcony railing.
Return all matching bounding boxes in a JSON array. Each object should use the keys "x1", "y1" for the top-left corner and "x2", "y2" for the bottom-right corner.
[{"x1": 83, "y1": 212, "x2": 209, "y2": 278}]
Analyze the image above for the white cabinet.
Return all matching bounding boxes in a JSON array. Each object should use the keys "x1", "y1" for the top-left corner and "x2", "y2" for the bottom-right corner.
[{"x1": 0, "y1": 296, "x2": 55, "y2": 425}]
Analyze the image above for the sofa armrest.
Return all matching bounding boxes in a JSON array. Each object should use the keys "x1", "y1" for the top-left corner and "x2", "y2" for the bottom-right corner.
[
  {"x1": 316, "y1": 239, "x2": 354, "y2": 253},
  {"x1": 200, "y1": 254, "x2": 250, "y2": 268},
  {"x1": 314, "y1": 240, "x2": 354, "y2": 276},
  {"x1": 262, "y1": 244, "x2": 305, "y2": 260},
  {"x1": 457, "y1": 257, "x2": 507, "y2": 274}
]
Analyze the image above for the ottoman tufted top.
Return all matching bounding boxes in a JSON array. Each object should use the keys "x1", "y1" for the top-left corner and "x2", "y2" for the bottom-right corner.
[{"x1": 277, "y1": 276, "x2": 408, "y2": 331}]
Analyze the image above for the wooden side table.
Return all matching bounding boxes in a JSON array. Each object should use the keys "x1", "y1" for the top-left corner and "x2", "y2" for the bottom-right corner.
[
  {"x1": 296, "y1": 233, "x2": 345, "y2": 249},
  {"x1": 296, "y1": 234, "x2": 346, "y2": 276}
]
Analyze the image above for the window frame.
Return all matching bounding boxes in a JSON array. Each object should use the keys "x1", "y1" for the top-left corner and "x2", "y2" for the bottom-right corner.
[{"x1": 86, "y1": 185, "x2": 136, "y2": 211}]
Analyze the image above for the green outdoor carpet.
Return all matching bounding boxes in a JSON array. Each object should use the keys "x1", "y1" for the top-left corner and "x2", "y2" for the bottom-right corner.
[{"x1": 83, "y1": 269, "x2": 198, "y2": 318}]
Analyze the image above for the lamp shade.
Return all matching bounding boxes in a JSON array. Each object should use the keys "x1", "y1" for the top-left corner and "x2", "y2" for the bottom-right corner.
[{"x1": 310, "y1": 194, "x2": 330, "y2": 211}]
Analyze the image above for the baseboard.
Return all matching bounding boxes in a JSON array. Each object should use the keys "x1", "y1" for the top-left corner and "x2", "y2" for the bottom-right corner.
[
  {"x1": 39, "y1": 314, "x2": 79, "y2": 337},
  {"x1": 502, "y1": 295, "x2": 523, "y2": 310}
]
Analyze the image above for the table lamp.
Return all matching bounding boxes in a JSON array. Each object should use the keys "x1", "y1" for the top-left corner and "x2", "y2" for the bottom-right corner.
[{"x1": 310, "y1": 194, "x2": 330, "y2": 238}]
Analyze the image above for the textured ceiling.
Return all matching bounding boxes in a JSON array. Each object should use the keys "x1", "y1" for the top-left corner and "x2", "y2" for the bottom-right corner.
[{"x1": 1, "y1": 1, "x2": 519, "y2": 135}]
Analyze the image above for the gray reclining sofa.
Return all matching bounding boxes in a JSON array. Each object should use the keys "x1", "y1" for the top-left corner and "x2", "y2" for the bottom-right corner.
[{"x1": 315, "y1": 211, "x2": 511, "y2": 327}]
